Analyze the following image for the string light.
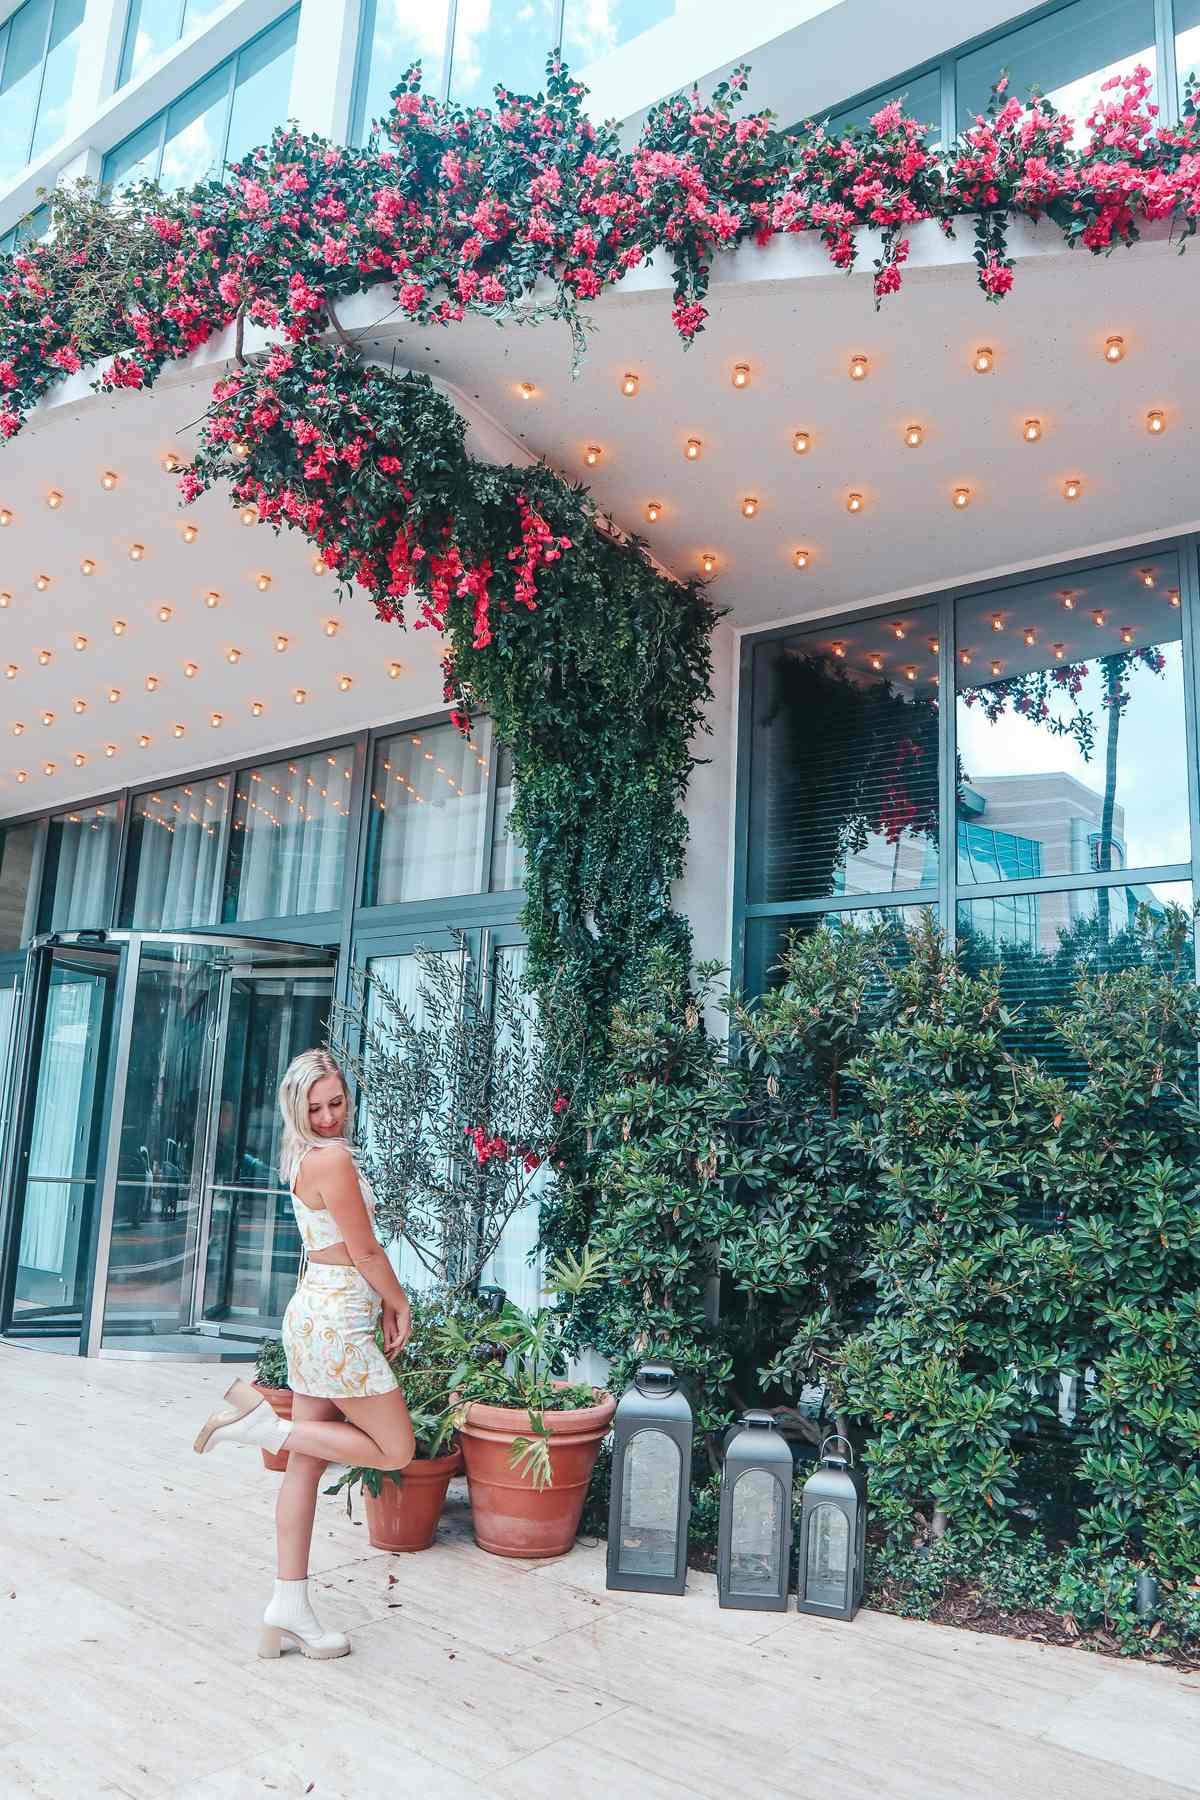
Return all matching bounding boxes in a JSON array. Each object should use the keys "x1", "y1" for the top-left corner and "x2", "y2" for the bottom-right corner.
[
  {"x1": 792, "y1": 430, "x2": 811, "y2": 455},
  {"x1": 685, "y1": 438, "x2": 702, "y2": 460},
  {"x1": 80, "y1": 558, "x2": 95, "y2": 576},
  {"x1": 1146, "y1": 409, "x2": 1165, "y2": 433},
  {"x1": 129, "y1": 543, "x2": 145, "y2": 561},
  {"x1": 731, "y1": 363, "x2": 750, "y2": 389},
  {"x1": 700, "y1": 551, "x2": 717, "y2": 575},
  {"x1": 974, "y1": 346, "x2": 994, "y2": 373},
  {"x1": 953, "y1": 487, "x2": 972, "y2": 508},
  {"x1": 182, "y1": 522, "x2": 198, "y2": 543},
  {"x1": 112, "y1": 619, "x2": 126, "y2": 636},
  {"x1": 34, "y1": 575, "x2": 50, "y2": 592},
  {"x1": 387, "y1": 662, "x2": 402, "y2": 679},
  {"x1": 584, "y1": 444, "x2": 602, "y2": 466},
  {"x1": 848, "y1": 353, "x2": 869, "y2": 380},
  {"x1": 275, "y1": 634, "x2": 289, "y2": 652},
  {"x1": 793, "y1": 548, "x2": 810, "y2": 570},
  {"x1": 904, "y1": 423, "x2": 924, "y2": 448},
  {"x1": 338, "y1": 674, "x2": 353, "y2": 691},
  {"x1": 741, "y1": 496, "x2": 758, "y2": 519},
  {"x1": 1063, "y1": 477, "x2": 1082, "y2": 500},
  {"x1": 101, "y1": 471, "x2": 118, "y2": 490},
  {"x1": 1023, "y1": 418, "x2": 1042, "y2": 442},
  {"x1": 251, "y1": 699, "x2": 265, "y2": 716},
  {"x1": 1104, "y1": 335, "x2": 1125, "y2": 363},
  {"x1": 620, "y1": 372, "x2": 639, "y2": 397},
  {"x1": 645, "y1": 500, "x2": 662, "y2": 523},
  {"x1": 205, "y1": 591, "x2": 220, "y2": 608},
  {"x1": 846, "y1": 491, "x2": 863, "y2": 513}
]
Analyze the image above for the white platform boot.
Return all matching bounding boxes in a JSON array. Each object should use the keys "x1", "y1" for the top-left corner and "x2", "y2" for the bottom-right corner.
[
  {"x1": 259, "y1": 1579, "x2": 351, "y2": 1660},
  {"x1": 193, "y1": 1378, "x2": 292, "y2": 1457}
]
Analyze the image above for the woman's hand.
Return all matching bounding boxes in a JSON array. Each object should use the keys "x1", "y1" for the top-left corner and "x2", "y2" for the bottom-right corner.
[{"x1": 382, "y1": 1300, "x2": 411, "y2": 1359}]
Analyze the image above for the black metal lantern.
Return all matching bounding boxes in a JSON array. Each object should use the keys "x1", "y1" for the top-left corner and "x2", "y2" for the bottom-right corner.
[
  {"x1": 717, "y1": 1411, "x2": 793, "y2": 1612},
  {"x1": 606, "y1": 1363, "x2": 692, "y2": 1595},
  {"x1": 796, "y1": 1435, "x2": 867, "y2": 1621}
]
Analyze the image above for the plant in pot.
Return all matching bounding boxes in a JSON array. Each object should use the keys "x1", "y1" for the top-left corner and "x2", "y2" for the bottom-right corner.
[
  {"x1": 253, "y1": 1337, "x2": 293, "y2": 1473},
  {"x1": 323, "y1": 1292, "x2": 476, "y2": 1553},
  {"x1": 439, "y1": 1245, "x2": 616, "y2": 1560}
]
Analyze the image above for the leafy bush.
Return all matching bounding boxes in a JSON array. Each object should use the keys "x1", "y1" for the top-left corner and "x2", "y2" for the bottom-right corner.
[{"x1": 254, "y1": 1337, "x2": 289, "y2": 1390}]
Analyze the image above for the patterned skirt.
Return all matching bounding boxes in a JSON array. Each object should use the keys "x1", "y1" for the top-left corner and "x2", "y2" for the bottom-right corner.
[{"x1": 282, "y1": 1262, "x2": 396, "y2": 1399}]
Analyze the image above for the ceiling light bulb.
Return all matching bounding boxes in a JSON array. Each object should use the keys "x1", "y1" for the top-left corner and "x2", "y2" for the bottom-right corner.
[
  {"x1": 162, "y1": 451, "x2": 181, "y2": 473},
  {"x1": 338, "y1": 674, "x2": 353, "y2": 691},
  {"x1": 731, "y1": 364, "x2": 750, "y2": 390},
  {"x1": 0, "y1": 508, "x2": 10, "y2": 527},
  {"x1": 1104, "y1": 335, "x2": 1125, "y2": 363},
  {"x1": 251, "y1": 699, "x2": 265, "y2": 716},
  {"x1": 846, "y1": 491, "x2": 863, "y2": 513},
  {"x1": 1120, "y1": 626, "x2": 1134, "y2": 644},
  {"x1": 387, "y1": 663, "x2": 402, "y2": 679},
  {"x1": 174, "y1": 723, "x2": 185, "y2": 737},
  {"x1": 831, "y1": 641, "x2": 846, "y2": 658},
  {"x1": 1092, "y1": 610, "x2": 1106, "y2": 627},
  {"x1": 6, "y1": 664, "x2": 18, "y2": 679},
  {"x1": 323, "y1": 619, "x2": 339, "y2": 637},
  {"x1": 46, "y1": 489, "x2": 62, "y2": 509},
  {"x1": 182, "y1": 522, "x2": 198, "y2": 543},
  {"x1": 929, "y1": 637, "x2": 940, "y2": 655},
  {"x1": 11, "y1": 723, "x2": 22, "y2": 736},
  {"x1": 233, "y1": 441, "x2": 251, "y2": 460},
  {"x1": 104, "y1": 744, "x2": 116, "y2": 758},
  {"x1": 73, "y1": 753, "x2": 86, "y2": 768},
  {"x1": 138, "y1": 734, "x2": 150, "y2": 748},
  {"x1": 41, "y1": 710, "x2": 54, "y2": 726},
  {"x1": 0, "y1": 593, "x2": 8, "y2": 608},
  {"x1": 275, "y1": 634, "x2": 289, "y2": 652},
  {"x1": 73, "y1": 698, "x2": 86, "y2": 714},
  {"x1": 792, "y1": 430, "x2": 811, "y2": 455},
  {"x1": 1060, "y1": 590, "x2": 1076, "y2": 610},
  {"x1": 953, "y1": 487, "x2": 972, "y2": 508},
  {"x1": 741, "y1": 496, "x2": 758, "y2": 519},
  {"x1": 904, "y1": 423, "x2": 924, "y2": 448},
  {"x1": 700, "y1": 552, "x2": 717, "y2": 575},
  {"x1": 793, "y1": 548, "x2": 810, "y2": 570},
  {"x1": 294, "y1": 688, "x2": 307, "y2": 704},
  {"x1": 226, "y1": 647, "x2": 241, "y2": 664},
  {"x1": 621, "y1": 373, "x2": 639, "y2": 398},
  {"x1": 100, "y1": 471, "x2": 118, "y2": 490},
  {"x1": 584, "y1": 444, "x2": 602, "y2": 466},
  {"x1": 205, "y1": 591, "x2": 220, "y2": 608},
  {"x1": 312, "y1": 556, "x2": 327, "y2": 576},
  {"x1": 991, "y1": 614, "x2": 1004, "y2": 632},
  {"x1": 108, "y1": 688, "x2": 120, "y2": 702},
  {"x1": 129, "y1": 543, "x2": 144, "y2": 561},
  {"x1": 15, "y1": 769, "x2": 26, "y2": 782},
  {"x1": 974, "y1": 346, "x2": 994, "y2": 374},
  {"x1": 1063, "y1": 477, "x2": 1082, "y2": 500},
  {"x1": 184, "y1": 662, "x2": 198, "y2": 678},
  {"x1": 1053, "y1": 643, "x2": 1066, "y2": 660},
  {"x1": 518, "y1": 381, "x2": 536, "y2": 399},
  {"x1": 80, "y1": 558, "x2": 95, "y2": 576},
  {"x1": 645, "y1": 500, "x2": 662, "y2": 523},
  {"x1": 849, "y1": 354, "x2": 869, "y2": 381},
  {"x1": 892, "y1": 623, "x2": 906, "y2": 640},
  {"x1": 158, "y1": 605, "x2": 173, "y2": 622},
  {"x1": 1139, "y1": 568, "x2": 1155, "y2": 587},
  {"x1": 210, "y1": 713, "x2": 222, "y2": 728},
  {"x1": 112, "y1": 619, "x2": 126, "y2": 636},
  {"x1": 1023, "y1": 418, "x2": 1042, "y2": 442},
  {"x1": 1168, "y1": 588, "x2": 1181, "y2": 607},
  {"x1": 991, "y1": 659, "x2": 1003, "y2": 677},
  {"x1": 685, "y1": 438, "x2": 701, "y2": 460},
  {"x1": 37, "y1": 649, "x2": 51, "y2": 665},
  {"x1": 145, "y1": 674, "x2": 159, "y2": 691},
  {"x1": 869, "y1": 654, "x2": 883, "y2": 672},
  {"x1": 1024, "y1": 628, "x2": 1037, "y2": 646},
  {"x1": 34, "y1": 575, "x2": 49, "y2": 592},
  {"x1": 43, "y1": 762, "x2": 55, "y2": 776},
  {"x1": 904, "y1": 666, "x2": 916, "y2": 681},
  {"x1": 1146, "y1": 409, "x2": 1165, "y2": 433},
  {"x1": 241, "y1": 505, "x2": 258, "y2": 526}
]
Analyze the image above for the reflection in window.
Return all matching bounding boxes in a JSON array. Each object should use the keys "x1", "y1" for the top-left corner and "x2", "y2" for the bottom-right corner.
[
  {"x1": 0, "y1": 0, "x2": 85, "y2": 188},
  {"x1": 39, "y1": 805, "x2": 119, "y2": 932},
  {"x1": 449, "y1": 0, "x2": 560, "y2": 105},
  {"x1": 561, "y1": 0, "x2": 674, "y2": 69},
  {"x1": 744, "y1": 906, "x2": 934, "y2": 1000},
  {"x1": 1179, "y1": 0, "x2": 1200, "y2": 108},
  {"x1": 121, "y1": 777, "x2": 227, "y2": 929},
  {"x1": 730, "y1": 1470, "x2": 785, "y2": 1596},
  {"x1": 956, "y1": 0, "x2": 1155, "y2": 130},
  {"x1": 617, "y1": 1428, "x2": 682, "y2": 1578},
  {"x1": 224, "y1": 748, "x2": 353, "y2": 921},
  {"x1": 956, "y1": 553, "x2": 1187, "y2": 885},
  {"x1": 0, "y1": 203, "x2": 51, "y2": 259},
  {"x1": 364, "y1": 720, "x2": 492, "y2": 906},
  {"x1": 0, "y1": 821, "x2": 39, "y2": 949},
  {"x1": 119, "y1": 0, "x2": 226, "y2": 88},
  {"x1": 824, "y1": 67, "x2": 941, "y2": 140},
  {"x1": 103, "y1": 11, "x2": 298, "y2": 194},
  {"x1": 747, "y1": 612, "x2": 940, "y2": 905},
  {"x1": 353, "y1": 0, "x2": 452, "y2": 138},
  {"x1": 479, "y1": 942, "x2": 543, "y2": 1311},
  {"x1": 490, "y1": 744, "x2": 526, "y2": 892}
]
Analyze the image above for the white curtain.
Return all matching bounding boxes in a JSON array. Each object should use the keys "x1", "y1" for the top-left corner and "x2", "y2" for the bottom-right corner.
[
  {"x1": 19, "y1": 975, "x2": 104, "y2": 1271},
  {"x1": 373, "y1": 721, "x2": 491, "y2": 905},
  {"x1": 46, "y1": 809, "x2": 118, "y2": 930},
  {"x1": 231, "y1": 751, "x2": 351, "y2": 920},
  {"x1": 128, "y1": 779, "x2": 225, "y2": 927}
]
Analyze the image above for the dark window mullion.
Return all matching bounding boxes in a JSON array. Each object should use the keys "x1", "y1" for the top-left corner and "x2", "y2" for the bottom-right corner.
[
  {"x1": 216, "y1": 49, "x2": 237, "y2": 173},
  {"x1": 939, "y1": 587, "x2": 958, "y2": 953}
]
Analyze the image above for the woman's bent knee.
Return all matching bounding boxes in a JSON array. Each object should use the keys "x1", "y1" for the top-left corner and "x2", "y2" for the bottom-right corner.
[{"x1": 366, "y1": 1433, "x2": 415, "y2": 1471}]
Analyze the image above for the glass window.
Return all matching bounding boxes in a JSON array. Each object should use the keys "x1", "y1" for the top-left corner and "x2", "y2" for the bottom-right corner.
[
  {"x1": 103, "y1": 114, "x2": 163, "y2": 195},
  {"x1": 617, "y1": 1428, "x2": 682, "y2": 1578},
  {"x1": 747, "y1": 609, "x2": 940, "y2": 905},
  {"x1": 478, "y1": 942, "x2": 543, "y2": 1311},
  {"x1": 224, "y1": 748, "x2": 353, "y2": 921},
  {"x1": 449, "y1": 0, "x2": 560, "y2": 106},
  {"x1": 38, "y1": 803, "x2": 120, "y2": 933},
  {"x1": 353, "y1": 0, "x2": 452, "y2": 139},
  {"x1": 29, "y1": 0, "x2": 83, "y2": 160},
  {"x1": 364, "y1": 720, "x2": 492, "y2": 906},
  {"x1": 224, "y1": 10, "x2": 299, "y2": 167},
  {"x1": 159, "y1": 61, "x2": 233, "y2": 189},
  {"x1": 0, "y1": 0, "x2": 51, "y2": 189},
  {"x1": 561, "y1": 0, "x2": 675, "y2": 69},
  {"x1": 120, "y1": 777, "x2": 228, "y2": 929},
  {"x1": 490, "y1": 744, "x2": 525, "y2": 892},
  {"x1": 805, "y1": 1503, "x2": 849, "y2": 1609},
  {"x1": 825, "y1": 67, "x2": 941, "y2": 139},
  {"x1": 0, "y1": 202, "x2": 51, "y2": 258},
  {"x1": 744, "y1": 906, "x2": 934, "y2": 1000},
  {"x1": 0, "y1": 820, "x2": 39, "y2": 949},
  {"x1": 1179, "y1": 0, "x2": 1200, "y2": 110},
  {"x1": 730, "y1": 1469, "x2": 785, "y2": 1597},
  {"x1": 956, "y1": 553, "x2": 1188, "y2": 884},
  {"x1": 956, "y1": 0, "x2": 1156, "y2": 131},
  {"x1": 119, "y1": 0, "x2": 226, "y2": 88}
]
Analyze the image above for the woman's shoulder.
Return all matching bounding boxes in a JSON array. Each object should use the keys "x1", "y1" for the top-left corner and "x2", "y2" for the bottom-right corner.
[{"x1": 303, "y1": 1139, "x2": 356, "y2": 1171}]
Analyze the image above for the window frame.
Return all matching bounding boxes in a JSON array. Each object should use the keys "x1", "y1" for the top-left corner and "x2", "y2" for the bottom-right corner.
[{"x1": 0, "y1": 0, "x2": 83, "y2": 175}]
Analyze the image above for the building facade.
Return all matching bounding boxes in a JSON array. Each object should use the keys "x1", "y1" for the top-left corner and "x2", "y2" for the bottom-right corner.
[{"x1": 2, "y1": 0, "x2": 1199, "y2": 1359}]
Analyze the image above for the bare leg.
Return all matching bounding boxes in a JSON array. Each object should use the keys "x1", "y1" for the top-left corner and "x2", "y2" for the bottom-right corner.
[
  {"x1": 280, "y1": 1385, "x2": 416, "y2": 1473},
  {"x1": 277, "y1": 1395, "x2": 341, "y2": 1581}
]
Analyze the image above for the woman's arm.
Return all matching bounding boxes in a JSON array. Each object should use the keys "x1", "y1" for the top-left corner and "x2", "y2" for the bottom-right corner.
[{"x1": 307, "y1": 1146, "x2": 412, "y2": 1325}]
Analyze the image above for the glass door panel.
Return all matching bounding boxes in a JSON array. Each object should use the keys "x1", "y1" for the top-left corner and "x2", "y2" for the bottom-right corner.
[{"x1": 200, "y1": 969, "x2": 332, "y2": 1329}]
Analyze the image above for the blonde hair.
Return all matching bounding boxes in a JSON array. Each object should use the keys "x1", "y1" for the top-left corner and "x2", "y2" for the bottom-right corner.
[{"x1": 278, "y1": 1049, "x2": 354, "y2": 1182}]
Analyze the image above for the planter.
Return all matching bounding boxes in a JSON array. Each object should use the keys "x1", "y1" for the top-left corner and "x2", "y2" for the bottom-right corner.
[
  {"x1": 362, "y1": 1448, "x2": 465, "y2": 1552},
  {"x1": 253, "y1": 1382, "x2": 293, "y2": 1473},
  {"x1": 459, "y1": 1386, "x2": 616, "y2": 1559}
]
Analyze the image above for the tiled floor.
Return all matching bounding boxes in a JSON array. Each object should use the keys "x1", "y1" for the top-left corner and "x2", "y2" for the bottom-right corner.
[{"x1": 2, "y1": 1343, "x2": 1198, "y2": 1799}]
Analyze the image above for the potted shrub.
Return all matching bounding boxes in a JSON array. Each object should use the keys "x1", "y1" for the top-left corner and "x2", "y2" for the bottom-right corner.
[
  {"x1": 253, "y1": 1337, "x2": 293, "y2": 1473},
  {"x1": 324, "y1": 1293, "x2": 469, "y2": 1553},
  {"x1": 439, "y1": 1247, "x2": 616, "y2": 1560}
]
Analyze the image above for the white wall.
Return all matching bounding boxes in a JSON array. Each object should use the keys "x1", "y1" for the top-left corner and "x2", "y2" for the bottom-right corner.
[{"x1": 675, "y1": 614, "x2": 738, "y2": 1026}]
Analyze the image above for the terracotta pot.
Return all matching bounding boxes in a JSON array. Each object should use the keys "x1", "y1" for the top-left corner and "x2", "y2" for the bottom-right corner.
[
  {"x1": 362, "y1": 1448, "x2": 465, "y2": 1552},
  {"x1": 459, "y1": 1385, "x2": 616, "y2": 1559},
  {"x1": 253, "y1": 1382, "x2": 293, "y2": 1473}
]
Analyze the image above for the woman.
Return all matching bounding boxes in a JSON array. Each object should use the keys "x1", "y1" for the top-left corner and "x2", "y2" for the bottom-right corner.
[{"x1": 193, "y1": 1050, "x2": 416, "y2": 1661}]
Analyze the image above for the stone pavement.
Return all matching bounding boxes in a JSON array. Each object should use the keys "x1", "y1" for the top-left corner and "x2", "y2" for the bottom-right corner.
[{"x1": 2, "y1": 1343, "x2": 1199, "y2": 1799}]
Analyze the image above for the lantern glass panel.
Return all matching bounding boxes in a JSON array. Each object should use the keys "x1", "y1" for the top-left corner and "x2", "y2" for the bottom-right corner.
[
  {"x1": 730, "y1": 1470, "x2": 784, "y2": 1597},
  {"x1": 617, "y1": 1428, "x2": 682, "y2": 1578},
  {"x1": 805, "y1": 1502, "x2": 849, "y2": 1608}
]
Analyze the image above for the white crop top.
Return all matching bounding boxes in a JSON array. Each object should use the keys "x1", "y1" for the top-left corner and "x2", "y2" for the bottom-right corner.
[{"x1": 289, "y1": 1141, "x2": 375, "y2": 1254}]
